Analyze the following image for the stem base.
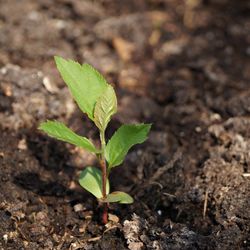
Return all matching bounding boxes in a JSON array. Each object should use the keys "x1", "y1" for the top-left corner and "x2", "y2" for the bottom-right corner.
[{"x1": 102, "y1": 203, "x2": 108, "y2": 224}]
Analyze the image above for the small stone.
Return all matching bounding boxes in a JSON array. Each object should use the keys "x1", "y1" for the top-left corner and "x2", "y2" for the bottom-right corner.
[
  {"x1": 3, "y1": 234, "x2": 8, "y2": 243},
  {"x1": 69, "y1": 180, "x2": 77, "y2": 190},
  {"x1": 108, "y1": 213, "x2": 120, "y2": 223},
  {"x1": 23, "y1": 241, "x2": 29, "y2": 247},
  {"x1": 71, "y1": 243, "x2": 77, "y2": 247},
  {"x1": 0, "y1": 67, "x2": 7, "y2": 74},
  {"x1": 73, "y1": 203, "x2": 84, "y2": 212},
  {"x1": 42, "y1": 76, "x2": 58, "y2": 93},
  {"x1": 210, "y1": 113, "x2": 221, "y2": 122},
  {"x1": 1, "y1": 83, "x2": 12, "y2": 96},
  {"x1": 195, "y1": 126, "x2": 202, "y2": 133},
  {"x1": 157, "y1": 210, "x2": 162, "y2": 216},
  {"x1": 17, "y1": 139, "x2": 27, "y2": 150}
]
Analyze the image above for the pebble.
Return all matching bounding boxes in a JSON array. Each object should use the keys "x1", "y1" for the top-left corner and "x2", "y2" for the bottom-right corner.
[
  {"x1": 73, "y1": 203, "x2": 84, "y2": 212},
  {"x1": 17, "y1": 139, "x2": 27, "y2": 150},
  {"x1": 108, "y1": 213, "x2": 120, "y2": 223},
  {"x1": 3, "y1": 234, "x2": 8, "y2": 243}
]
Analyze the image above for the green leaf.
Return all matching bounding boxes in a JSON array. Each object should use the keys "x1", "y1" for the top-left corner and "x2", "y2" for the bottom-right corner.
[
  {"x1": 94, "y1": 85, "x2": 117, "y2": 131},
  {"x1": 38, "y1": 120, "x2": 98, "y2": 153},
  {"x1": 105, "y1": 124, "x2": 151, "y2": 168},
  {"x1": 79, "y1": 166, "x2": 110, "y2": 199},
  {"x1": 101, "y1": 191, "x2": 133, "y2": 204},
  {"x1": 54, "y1": 56, "x2": 108, "y2": 120}
]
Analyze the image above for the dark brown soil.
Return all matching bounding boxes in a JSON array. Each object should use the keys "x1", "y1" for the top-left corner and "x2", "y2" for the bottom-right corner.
[{"x1": 0, "y1": 0, "x2": 250, "y2": 249}]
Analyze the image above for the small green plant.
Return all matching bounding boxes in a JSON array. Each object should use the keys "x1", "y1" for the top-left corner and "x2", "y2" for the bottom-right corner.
[{"x1": 39, "y1": 57, "x2": 151, "y2": 224}]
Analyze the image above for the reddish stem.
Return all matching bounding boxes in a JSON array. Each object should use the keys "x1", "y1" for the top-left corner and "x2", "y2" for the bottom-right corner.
[{"x1": 102, "y1": 203, "x2": 108, "y2": 224}]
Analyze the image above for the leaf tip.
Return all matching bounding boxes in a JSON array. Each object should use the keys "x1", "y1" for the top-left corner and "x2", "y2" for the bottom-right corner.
[
  {"x1": 144, "y1": 123, "x2": 152, "y2": 130},
  {"x1": 38, "y1": 120, "x2": 57, "y2": 132},
  {"x1": 38, "y1": 121, "x2": 47, "y2": 131},
  {"x1": 54, "y1": 55, "x2": 63, "y2": 65}
]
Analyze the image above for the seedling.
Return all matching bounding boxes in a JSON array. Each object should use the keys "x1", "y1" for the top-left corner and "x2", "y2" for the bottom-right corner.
[{"x1": 39, "y1": 57, "x2": 151, "y2": 224}]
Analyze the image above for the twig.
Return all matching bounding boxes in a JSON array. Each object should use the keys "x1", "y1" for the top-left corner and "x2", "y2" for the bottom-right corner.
[
  {"x1": 203, "y1": 189, "x2": 209, "y2": 218},
  {"x1": 242, "y1": 173, "x2": 250, "y2": 177}
]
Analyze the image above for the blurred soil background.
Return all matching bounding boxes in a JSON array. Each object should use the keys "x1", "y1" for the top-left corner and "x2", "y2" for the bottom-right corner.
[{"x1": 0, "y1": 0, "x2": 250, "y2": 249}]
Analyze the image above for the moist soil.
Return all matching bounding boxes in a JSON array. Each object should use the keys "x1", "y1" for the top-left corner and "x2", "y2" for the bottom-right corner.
[{"x1": 0, "y1": 0, "x2": 250, "y2": 249}]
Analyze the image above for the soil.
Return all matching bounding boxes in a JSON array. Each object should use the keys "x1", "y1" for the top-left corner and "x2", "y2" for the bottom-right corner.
[{"x1": 0, "y1": 0, "x2": 250, "y2": 249}]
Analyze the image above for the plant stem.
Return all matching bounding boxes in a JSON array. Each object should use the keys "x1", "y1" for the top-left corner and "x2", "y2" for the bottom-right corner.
[{"x1": 100, "y1": 130, "x2": 108, "y2": 224}]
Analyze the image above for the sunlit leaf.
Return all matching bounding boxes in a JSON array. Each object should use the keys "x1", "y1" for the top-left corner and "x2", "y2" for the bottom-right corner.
[
  {"x1": 94, "y1": 85, "x2": 117, "y2": 131},
  {"x1": 54, "y1": 56, "x2": 108, "y2": 120},
  {"x1": 79, "y1": 166, "x2": 110, "y2": 199},
  {"x1": 39, "y1": 120, "x2": 98, "y2": 153},
  {"x1": 101, "y1": 191, "x2": 133, "y2": 204},
  {"x1": 105, "y1": 124, "x2": 151, "y2": 168}
]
